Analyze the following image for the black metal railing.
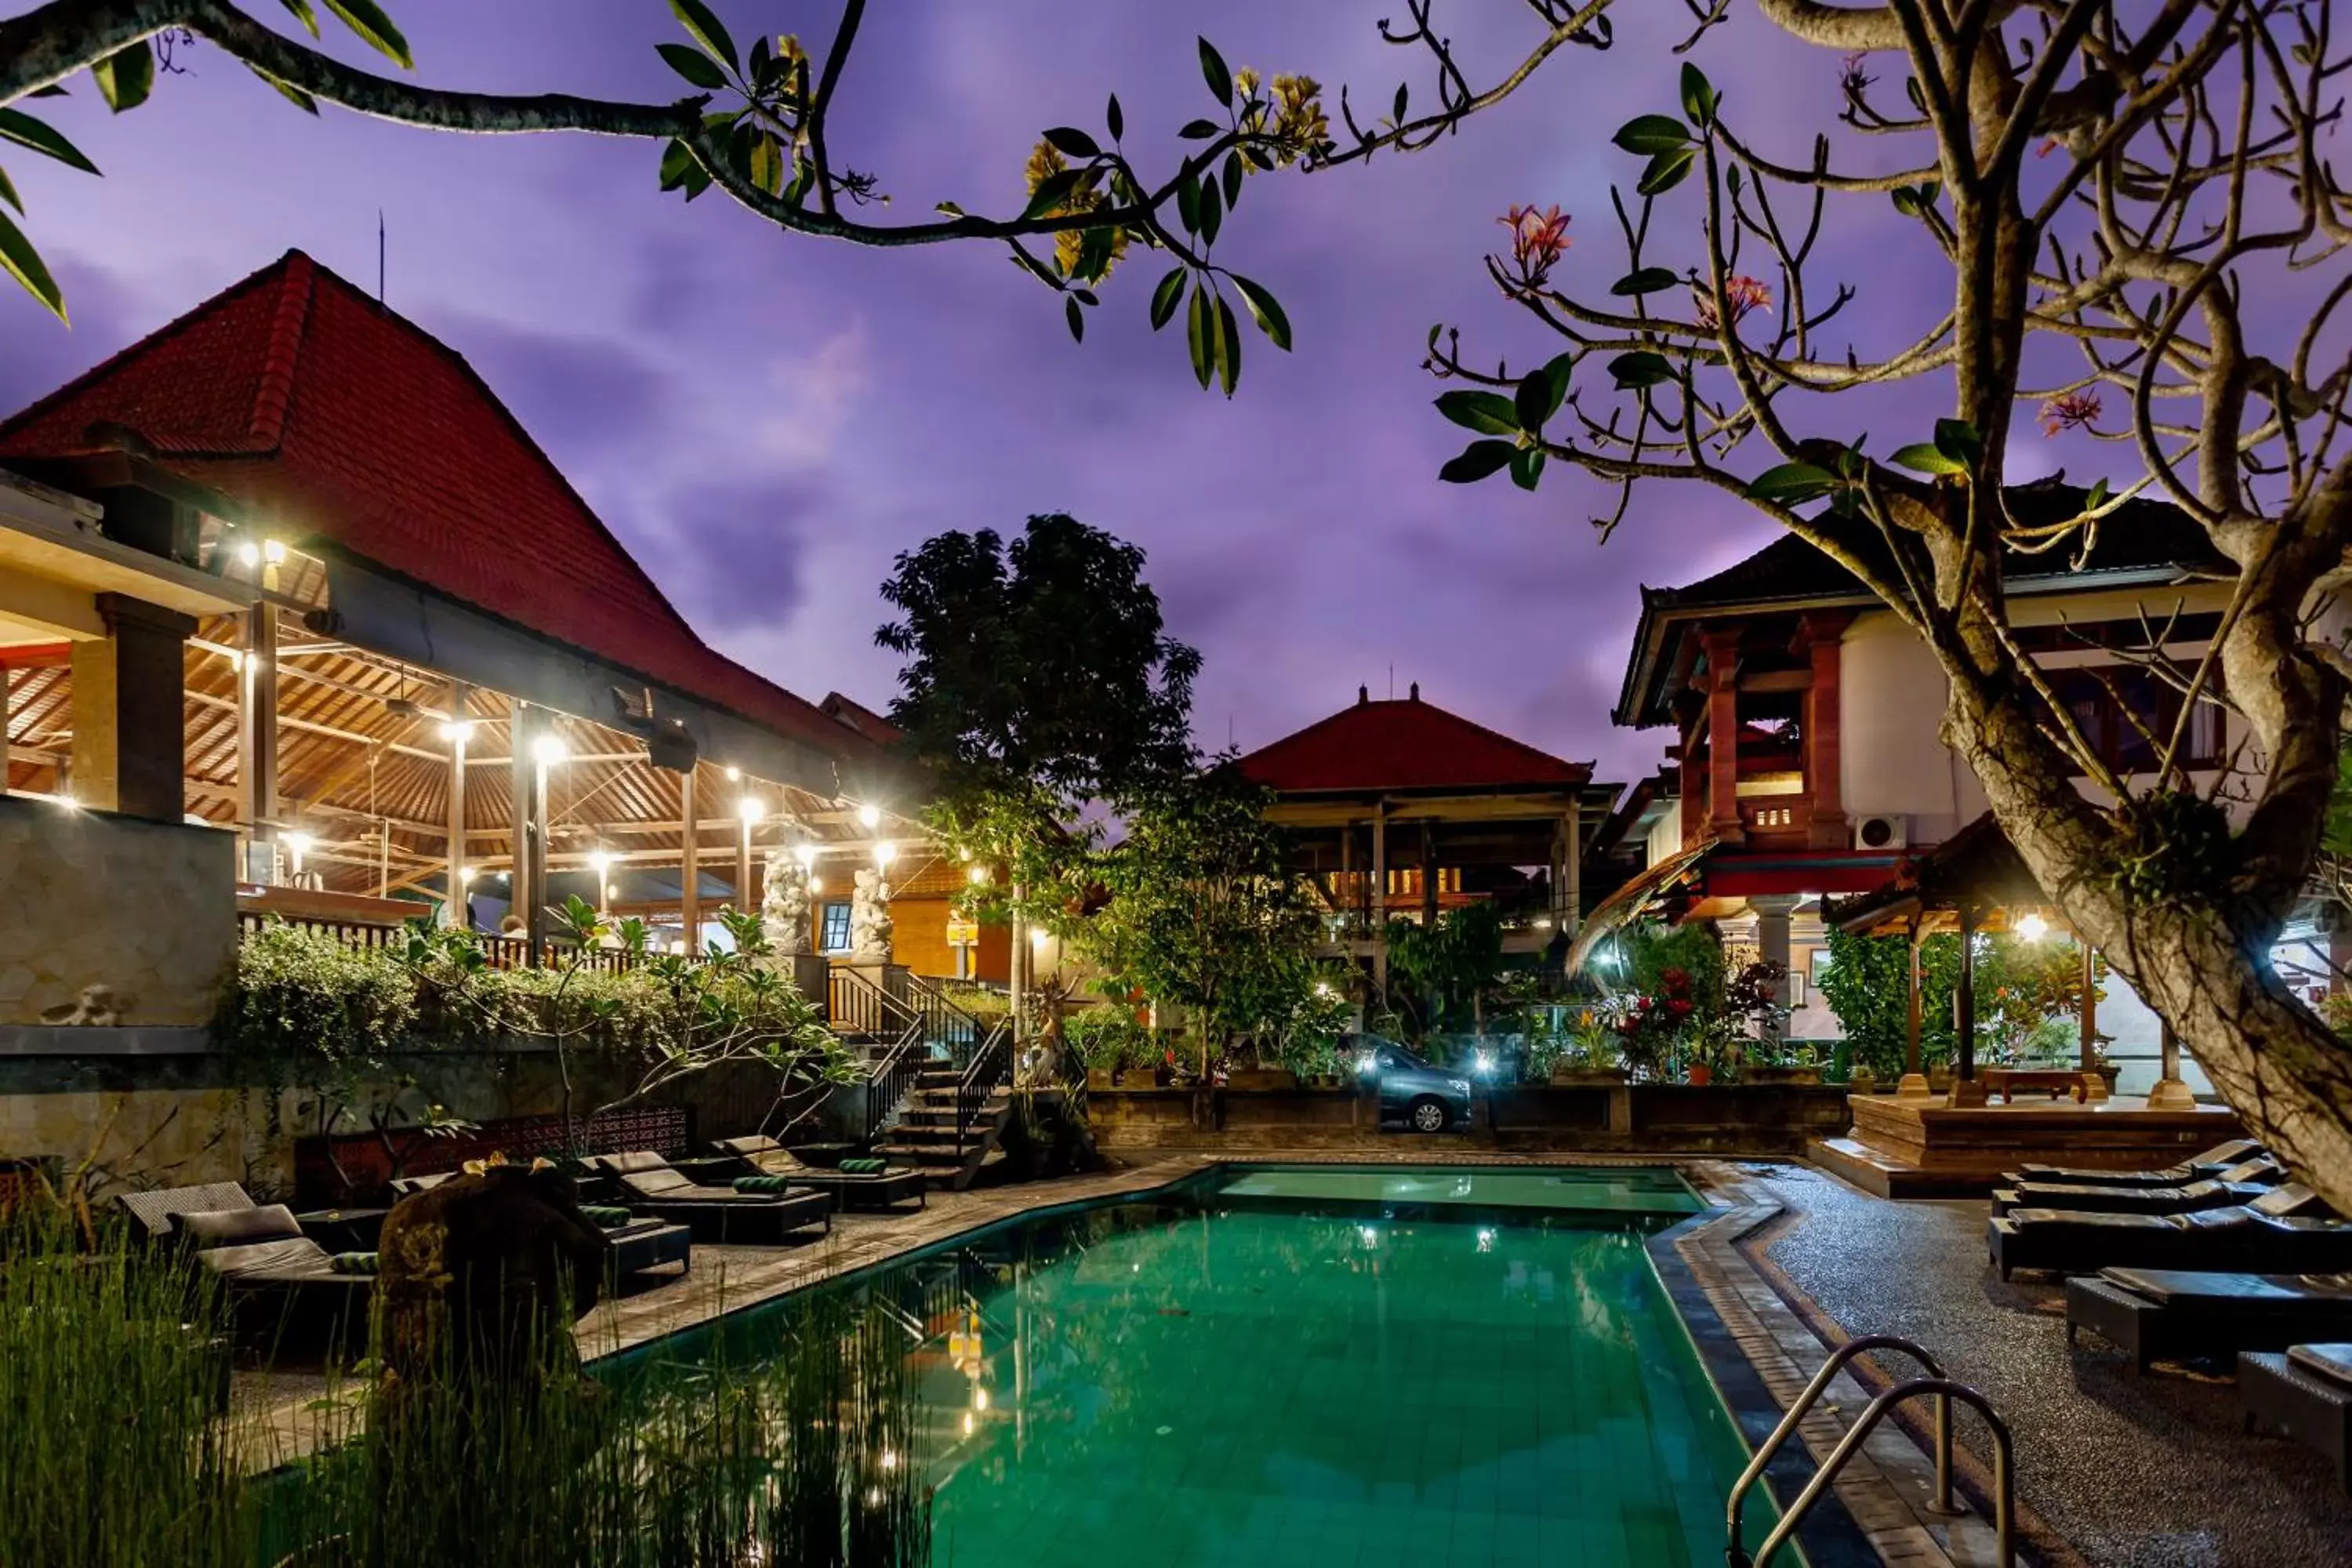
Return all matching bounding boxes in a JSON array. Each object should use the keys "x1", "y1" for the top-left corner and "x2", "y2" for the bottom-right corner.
[
  {"x1": 827, "y1": 964, "x2": 897, "y2": 1036},
  {"x1": 954, "y1": 1021, "x2": 1014, "y2": 1160},
  {"x1": 900, "y1": 971, "x2": 984, "y2": 1063},
  {"x1": 239, "y1": 910, "x2": 703, "y2": 974},
  {"x1": 859, "y1": 1014, "x2": 931, "y2": 1145}
]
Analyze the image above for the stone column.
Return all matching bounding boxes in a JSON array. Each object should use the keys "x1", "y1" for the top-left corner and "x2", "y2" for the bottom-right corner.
[
  {"x1": 2147, "y1": 1020, "x2": 2198, "y2": 1109},
  {"x1": 1748, "y1": 894, "x2": 1800, "y2": 1047},
  {"x1": 71, "y1": 594, "x2": 196, "y2": 822},
  {"x1": 1797, "y1": 612, "x2": 1852, "y2": 849}
]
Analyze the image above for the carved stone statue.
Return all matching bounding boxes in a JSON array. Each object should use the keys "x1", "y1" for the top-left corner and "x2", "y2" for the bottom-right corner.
[
  {"x1": 761, "y1": 832, "x2": 813, "y2": 956},
  {"x1": 850, "y1": 866, "x2": 893, "y2": 963}
]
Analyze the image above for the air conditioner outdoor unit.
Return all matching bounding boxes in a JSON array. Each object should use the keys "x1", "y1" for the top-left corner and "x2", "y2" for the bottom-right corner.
[{"x1": 1853, "y1": 814, "x2": 1907, "y2": 852}]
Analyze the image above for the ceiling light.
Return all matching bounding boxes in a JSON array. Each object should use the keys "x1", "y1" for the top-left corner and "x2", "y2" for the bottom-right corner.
[
  {"x1": 793, "y1": 842, "x2": 818, "y2": 869},
  {"x1": 440, "y1": 718, "x2": 475, "y2": 744},
  {"x1": 968, "y1": 866, "x2": 987, "y2": 885},
  {"x1": 874, "y1": 841, "x2": 897, "y2": 868},
  {"x1": 724, "y1": 765, "x2": 741, "y2": 782},
  {"x1": 2015, "y1": 912, "x2": 2049, "y2": 942},
  {"x1": 530, "y1": 734, "x2": 568, "y2": 767},
  {"x1": 737, "y1": 797, "x2": 766, "y2": 825},
  {"x1": 587, "y1": 851, "x2": 613, "y2": 877},
  {"x1": 234, "y1": 542, "x2": 260, "y2": 568},
  {"x1": 283, "y1": 831, "x2": 314, "y2": 859},
  {"x1": 857, "y1": 803, "x2": 881, "y2": 829},
  {"x1": 261, "y1": 539, "x2": 288, "y2": 564}
]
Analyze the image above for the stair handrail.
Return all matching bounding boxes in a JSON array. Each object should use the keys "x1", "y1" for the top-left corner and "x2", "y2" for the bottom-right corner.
[
  {"x1": 860, "y1": 1012, "x2": 930, "y2": 1145},
  {"x1": 1740, "y1": 1377, "x2": 2015, "y2": 1568},
  {"x1": 953, "y1": 1019, "x2": 1014, "y2": 1160},
  {"x1": 899, "y1": 971, "x2": 985, "y2": 1060},
  {"x1": 1726, "y1": 1332, "x2": 1955, "y2": 1565}
]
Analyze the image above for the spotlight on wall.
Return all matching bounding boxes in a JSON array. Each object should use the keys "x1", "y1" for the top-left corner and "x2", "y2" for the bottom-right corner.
[{"x1": 808, "y1": 876, "x2": 824, "y2": 895}]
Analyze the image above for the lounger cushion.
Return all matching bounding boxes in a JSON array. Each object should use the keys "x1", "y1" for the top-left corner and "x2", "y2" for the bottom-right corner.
[
  {"x1": 197, "y1": 1236, "x2": 339, "y2": 1280},
  {"x1": 181, "y1": 1203, "x2": 303, "y2": 1247},
  {"x1": 2252, "y1": 1183, "x2": 2325, "y2": 1218},
  {"x1": 840, "y1": 1158, "x2": 887, "y2": 1174},
  {"x1": 583, "y1": 1204, "x2": 634, "y2": 1227},
  {"x1": 2287, "y1": 1344, "x2": 2352, "y2": 1384},
  {"x1": 734, "y1": 1175, "x2": 793, "y2": 1194},
  {"x1": 713, "y1": 1135, "x2": 786, "y2": 1159},
  {"x1": 329, "y1": 1252, "x2": 379, "y2": 1276},
  {"x1": 2101, "y1": 1269, "x2": 2352, "y2": 1306}
]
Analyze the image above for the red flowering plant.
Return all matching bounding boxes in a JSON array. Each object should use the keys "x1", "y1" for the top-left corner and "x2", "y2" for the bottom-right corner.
[{"x1": 1607, "y1": 964, "x2": 1701, "y2": 1080}]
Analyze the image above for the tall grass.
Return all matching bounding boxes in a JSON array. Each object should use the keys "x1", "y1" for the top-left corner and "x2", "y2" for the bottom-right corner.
[
  {"x1": 2, "y1": 1206, "x2": 930, "y2": 1567},
  {"x1": 0, "y1": 1206, "x2": 255, "y2": 1568}
]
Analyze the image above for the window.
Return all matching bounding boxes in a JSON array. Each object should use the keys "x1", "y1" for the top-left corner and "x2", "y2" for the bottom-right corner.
[
  {"x1": 818, "y1": 901, "x2": 852, "y2": 953},
  {"x1": 2048, "y1": 666, "x2": 2224, "y2": 775}
]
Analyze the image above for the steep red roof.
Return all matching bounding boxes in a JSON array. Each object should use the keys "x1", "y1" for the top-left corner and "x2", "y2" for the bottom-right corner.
[
  {"x1": 1237, "y1": 688, "x2": 1592, "y2": 795},
  {"x1": 0, "y1": 250, "x2": 877, "y2": 768}
]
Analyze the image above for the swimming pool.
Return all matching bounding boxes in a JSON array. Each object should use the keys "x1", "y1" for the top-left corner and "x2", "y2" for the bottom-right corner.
[{"x1": 647, "y1": 1163, "x2": 1791, "y2": 1567}]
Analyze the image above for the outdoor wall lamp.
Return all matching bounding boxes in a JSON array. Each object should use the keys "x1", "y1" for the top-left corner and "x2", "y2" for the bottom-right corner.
[{"x1": 2014, "y1": 913, "x2": 2050, "y2": 942}]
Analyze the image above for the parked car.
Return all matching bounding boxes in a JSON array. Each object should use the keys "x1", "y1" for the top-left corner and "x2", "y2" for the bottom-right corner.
[{"x1": 1354, "y1": 1036, "x2": 1473, "y2": 1134}]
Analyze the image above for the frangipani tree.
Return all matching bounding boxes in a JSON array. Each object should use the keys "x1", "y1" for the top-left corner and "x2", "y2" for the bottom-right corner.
[{"x1": 1374, "y1": 0, "x2": 2352, "y2": 1205}]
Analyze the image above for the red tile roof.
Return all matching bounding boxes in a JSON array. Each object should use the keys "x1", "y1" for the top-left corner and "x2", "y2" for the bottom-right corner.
[
  {"x1": 0, "y1": 251, "x2": 877, "y2": 769},
  {"x1": 1236, "y1": 688, "x2": 1592, "y2": 795}
]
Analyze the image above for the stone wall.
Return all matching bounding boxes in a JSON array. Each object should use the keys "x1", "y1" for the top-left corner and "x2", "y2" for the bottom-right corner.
[{"x1": 0, "y1": 796, "x2": 236, "y2": 1027}]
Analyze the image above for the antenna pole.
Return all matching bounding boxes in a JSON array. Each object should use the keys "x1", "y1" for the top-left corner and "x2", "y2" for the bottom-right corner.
[{"x1": 376, "y1": 209, "x2": 386, "y2": 304}]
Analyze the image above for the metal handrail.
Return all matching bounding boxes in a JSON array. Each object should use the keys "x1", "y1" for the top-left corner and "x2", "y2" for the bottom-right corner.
[
  {"x1": 953, "y1": 1020, "x2": 1014, "y2": 1160},
  {"x1": 860, "y1": 1014, "x2": 931, "y2": 1145},
  {"x1": 1743, "y1": 1378, "x2": 2015, "y2": 1568},
  {"x1": 1726, "y1": 1333, "x2": 1957, "y2": 1566}
]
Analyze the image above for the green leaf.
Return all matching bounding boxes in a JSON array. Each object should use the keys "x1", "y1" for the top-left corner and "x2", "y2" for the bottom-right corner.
[
  {"x1": 0, "y1": 111, "x2": 98, "y2": 176},
  {"x1": 1439, "y1": 440, "x2": 1517, "y2": 484},
  {"x1": 1149, "y1": 266, "x2": 1188, "y2": 330},
  {"x1": 1510, "y1": 445, "x2": 1546, "y2": 492},
  {"x1": 1178, "y1": 118, "x2": 1220, "y2": 140},
  {"x1": 1933, "y1": 417, "x2": 1984, "y2": 469},
  {"x1": 1436, "y1": 390, "x2": 1519, "y2": 436},
  {"x1": 667, "y1": 0, "x2": 738, "y2": 74},
  {"x1": 0, "y1": 205, "x2": 64, "y2": 323},
  {"x1": 1023, "y1": 167, "x2": 1085, "y2": 220},
  {"x1": 93, "y1": 42, "x2": 154, "y2": 114},
  {"x1": 1515, "y1": 367, "x2": 1561, "y2": 431},
  {"x1": 321, "y1": 0, "x2": 413, "y2": 68},
  {"x1": 1217, "y1": 293, "x2": 1241, "y2": 396},
  {"x1": 1613, "y1": 114, "x2": 1691, "y2": 155},
  {"x1": 1609, "y1": 350, "x2": 1674, "y2": 390},
  {"x1": 2085, "y1": 476, "x2": 2110, "y2": 510},
  {"x1": 1221, "y1": 150, "x2": 1243, "y2": 211},
  {"x1": 1889, "y1": 442, "x2": 1967, "y2": 476},
  {"x1": 1187, "y1": 284, "x2": 1214, "y2": 390},
  {"x1": 1680, "y1": 62, "x2": 1718, "y2": 127},
  {"x1": 1197, "y1": 167, "x2": 1223, "y2": 245},
  {"x1": 245, "y1": 63, "x2": 320, "y2": 114},
  {"x1": 657, "y1": 42, "x2": 729, "y2": 90},
  {"x1": 747, "y1": 132, "x2": 782, "y2": 196},
  {"x1": 1637, "y1": 145, "x2": 1697, "y2": 197},
  {"x1": 1106, "y1": 94, "x2": 1124, "y2": 141},
  {"x1": 1230, "y1": 274, "x2": 1290, "y2": 350},
  {"x1": 1199, "y1": 37, "x2": 1233, "y2": 107},
  {"x1": 0, "y1": 166, "x2": 17, "y2": 214},
  {"x1": 1610, "y1": 266, "x2": 1680, "y2": 296},
  {"x1": 658, "y1": 139, "x2": 698, "y2": 191},
  {"x1": 1010, "y1": 246, "x2": 1062, "y2": 289},
  {"x1": 1043, "y1": 125, "x2": 1101, "y2": 160},
  {"x1": 1745, "y1": 462, "x2": 1841, "y2": 506},
  {"x1": 1393, "y1": 81, "x2": 1409, "y2": 123},
  {"x1": 1175, "y1": 169, "x2": 1200, "y2": 234},
  {"x1": 1541, "y1": 351, "x2": 1574, "y2": 412},
  {"x1": 277, "y1": 0, "x2": 321, "y2": 38},
  {"x1": 1066, "y1": 295, "x2": 1086, "y2": 343}
]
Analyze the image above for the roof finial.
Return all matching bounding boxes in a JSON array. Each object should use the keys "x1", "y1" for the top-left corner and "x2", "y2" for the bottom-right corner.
[
  {"x1": 1409, "y1": 681, "x2": 1420, "y2": 702},
  {"x1": 1357, "y1": 684, "x2": 1368, "y2": 706}
]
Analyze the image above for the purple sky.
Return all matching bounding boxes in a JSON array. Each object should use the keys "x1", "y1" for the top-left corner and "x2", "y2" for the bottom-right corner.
[{"x1": 0, "y1": 2, "x2": 2131, "y2": 788}]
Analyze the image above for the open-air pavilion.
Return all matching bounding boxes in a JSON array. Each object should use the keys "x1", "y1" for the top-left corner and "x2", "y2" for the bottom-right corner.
[{"x1": 0, "y1": 252, "x2": 942, "y2": 971}]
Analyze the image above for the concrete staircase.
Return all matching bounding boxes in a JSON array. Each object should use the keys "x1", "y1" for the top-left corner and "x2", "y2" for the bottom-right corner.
[{"x1": 874, "y1": 1065, "x2": 1016, "y2": 1191}]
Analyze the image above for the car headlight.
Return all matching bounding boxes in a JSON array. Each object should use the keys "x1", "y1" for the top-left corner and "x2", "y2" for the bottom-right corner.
[{"x1": 1449, "y1": 1079, "x2": 1472, "y2": 1094}]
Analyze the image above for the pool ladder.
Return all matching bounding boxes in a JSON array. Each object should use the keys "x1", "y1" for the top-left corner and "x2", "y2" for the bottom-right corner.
[{"x1": 1724, "y1": 1334, "x2": 2016, "y2": 1568}]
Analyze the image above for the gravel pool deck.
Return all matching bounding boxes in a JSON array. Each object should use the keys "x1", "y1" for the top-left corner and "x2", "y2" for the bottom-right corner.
[{"x1": 1747, "y1": 1161, "x2": 2352, "y2": 1568}]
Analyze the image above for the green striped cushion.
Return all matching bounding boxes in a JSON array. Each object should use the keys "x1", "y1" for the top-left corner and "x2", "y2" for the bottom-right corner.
[
  {"x1": 583, "y1": 1205, "x2": 633, "y2": 1228},
  {"x1": 839, "y1": 1158, "x2": 887, "y2": 1175},
  {"x1": 329, "y1": 1252, "x2": 379, "y2": 1276},
  {"x1": 732, "y1": 1175, "x2": 791, "y2": 1194}
]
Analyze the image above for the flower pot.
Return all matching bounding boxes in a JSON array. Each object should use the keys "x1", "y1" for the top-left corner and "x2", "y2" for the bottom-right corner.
[
  {"x1": 1686, "y1": 1064, "x2": 1714, "y2": 1087},
  {"x1": 1085, "y1": 1069, "x2": 1115, "y2": 1091}
]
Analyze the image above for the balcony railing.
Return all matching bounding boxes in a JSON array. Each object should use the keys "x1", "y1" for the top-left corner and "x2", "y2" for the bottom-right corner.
[{"x1": 237, "y1": 909, "x2": 703, "y2": 973}]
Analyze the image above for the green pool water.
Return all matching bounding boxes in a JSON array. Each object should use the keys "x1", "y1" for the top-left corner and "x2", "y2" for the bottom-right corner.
[
  {"x1": 1214, "y1": 1162, "x2": 1706, "y2": 1216},
  {"x1": 687, "y1": 1165, "x2": 1777, "y2": 1568}
]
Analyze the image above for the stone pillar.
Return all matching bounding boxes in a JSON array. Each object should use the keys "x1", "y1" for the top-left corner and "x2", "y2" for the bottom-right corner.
[
  {"x1": 761, "y1": 825, "x2": 813, "y2": 956},
  {"x1": 850, "y1": 866, "x2": 893, "y2": 964},
  {"x1": 1749, "y1": 894, "x2": 1799, "y2": 1047},
  {"x1": 1701, "y1": 628, "x2": 1745, "y2": 845},
  {"x1": 2147, "y1": 1020, "x2": 2197, "y2": 1109},
  {"x1": 1797, "y1": 612, "x2": 1851, "y2": 849},
  {"x1": 71, "y1": 595, "x2": 196, "y2": 821}
]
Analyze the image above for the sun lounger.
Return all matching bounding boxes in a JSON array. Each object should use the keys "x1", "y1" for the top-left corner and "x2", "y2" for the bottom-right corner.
[
  {"x1": 116, "y1": 1181, "x2": 266, "y2": 1245},
  {"x1": 2240, "y1": 1344, "x2": 2352, "y2": 1494},
  {"x1": 710, "y1": 1134, "x2": 927, "y2": 1210},
  {"x1": 388, "y1": 1172, "x2": 692, "y2": 1282},
  {"x1": 170, "y1": 1203, "x2": 375, "y2": 1349},
  {"x1": 2009, "y1": 1138, "x2": 2263, "y2": 1190},
  {"x1": 1988, "y1": 1183, "x2": 2352, "y2": 1280},
  {"x1": 590, "y1": 1151, "x2": 830, "y2": 1244},
  {"x1": 2066, "y1": 1269, "x2": 2352, "y2": 1371},
  {"x1": 1991, "y1": 1157, "x2": 2286, "y2": 1218}
]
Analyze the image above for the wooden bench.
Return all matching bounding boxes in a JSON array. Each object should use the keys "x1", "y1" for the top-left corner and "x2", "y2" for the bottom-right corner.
[{"x1": 1982, "y1": 1068, "x2": 2093, "y2": 1104}]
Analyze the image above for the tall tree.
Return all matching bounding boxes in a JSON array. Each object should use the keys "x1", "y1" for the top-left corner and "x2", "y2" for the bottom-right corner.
[{"x1": 0, "y1": 3, "x2": 1307, "y2": 381}]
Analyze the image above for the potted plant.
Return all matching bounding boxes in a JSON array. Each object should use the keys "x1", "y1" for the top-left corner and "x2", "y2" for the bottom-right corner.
[
  {"x1": 1547, "y1": 1012, "x2": 1628, "y2": 1085},
  {"x1": 1748, "y1": 1041, "x2": 1825, "y2": 1086}
]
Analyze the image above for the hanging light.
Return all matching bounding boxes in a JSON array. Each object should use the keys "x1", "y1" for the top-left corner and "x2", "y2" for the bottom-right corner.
[
  {"x1": 234, "y1": 541, "x2": 260, "y2": 569},
  {"x1": 441, "y1": 718, "x2": 474, "y2": 744},
  {"x1": 874, "y1": 841, "x2": 897, "y2": 869},
  {"x1": 261, "y1": 539, "x2": 288, "y2": 565},
  {"x1": 857, "y1": 803, "x2": 882, "y2": 829},
  {"x1": 2015, "y1": 912, "x2": 2050, "y2": 942},
  {"x1": 724, "y1": 765, "x2": 741, "y2": 782},
  {"x1": 968, "y1": 866, "x2": 988, "y2": 885},
  {"x1": 737, "y1": 797, "x2": 767, "y2": 826},
  {"x1": 531, "y1": 733, "x2": 568, "y2": 767}
]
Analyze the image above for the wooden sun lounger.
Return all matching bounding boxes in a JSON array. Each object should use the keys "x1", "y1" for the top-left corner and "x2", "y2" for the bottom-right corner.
[
  {"x1": 710, "y1": 1135, "x2": 927, "y2": 1210},
  {"x1": 388, "y1": 1172, "x2": 691, "y2": 1282},
  {"x1": 590, "y1": 1152, "x2": 831, "y2": 1245},
  {"x1": 1988, "y1": 1184, "x2": 2352, "y2": 1280},
  {"x1": 2240, "y1": 1344, "x2": 2352, "y2": 1494},
  {"x1": 2066, "y1": 1269, "x2": 2352, "y2": 1372},
  {"x1": 1991, "y1": 1158, "x2": 2285, "y2": 1218},
  {"x1": 2009, "y1": 1138, "x2": 2263, "y2": 1190}
]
